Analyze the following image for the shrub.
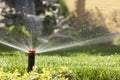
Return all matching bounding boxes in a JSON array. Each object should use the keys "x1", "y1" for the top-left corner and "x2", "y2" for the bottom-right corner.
[
  {"x1": 74, "y1": 25, "x2": 110, "y2": 40},
  {"x1": 113, "y1": 36, "x2": 120, "y2": 45},
  {"x1": 0, "y1": 66, "x2": 77, "y2": 80},
  {"x1": 57, "y1": 0, "x2": 70, "y2": 17}
]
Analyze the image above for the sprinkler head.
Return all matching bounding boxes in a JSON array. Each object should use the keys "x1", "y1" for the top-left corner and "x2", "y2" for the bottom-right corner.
[
  {"x1": 28, "y1": 50, "x2": 36, "y2": 72},
  {"x1": 28, "y1": 50, "x2": 36, "y2": 54}
]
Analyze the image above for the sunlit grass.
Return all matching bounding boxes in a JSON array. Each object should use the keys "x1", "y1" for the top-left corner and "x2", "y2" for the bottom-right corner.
[{"x1": 0, "y1": 44, "x2": 120, "y2": 79}]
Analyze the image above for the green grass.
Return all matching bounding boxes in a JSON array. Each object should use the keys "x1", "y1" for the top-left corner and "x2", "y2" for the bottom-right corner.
[{"x1": 0, "y1": 44, "x2": 120, "y2": 80}]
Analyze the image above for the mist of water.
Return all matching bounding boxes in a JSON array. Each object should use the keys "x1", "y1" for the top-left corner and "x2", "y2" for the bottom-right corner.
[
  {"x1": 35, "y1": 34, "x2": 118, "y2": 53},
  {"x1": 0, "y1": 1, "x2": 120, "y2": 53}
]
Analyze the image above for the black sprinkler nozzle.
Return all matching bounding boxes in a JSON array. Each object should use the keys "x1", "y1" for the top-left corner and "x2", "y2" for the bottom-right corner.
[{"x1": 28, "y1": 50, "x2": 35, "y2": 72}]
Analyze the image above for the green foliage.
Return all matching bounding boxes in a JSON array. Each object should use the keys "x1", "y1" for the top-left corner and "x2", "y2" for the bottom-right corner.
[
  {"x1": 114, "y1": 36, "x2": 120, "y2": 45},
  {"x1": 57, "y1": 0, "x2": 70, "y2": 17},
  {"x1": 0, "y1": 45, "x2": 120, "y2": 80},
  {"x1": 43, "y1": 16, "x2": 56, "y2": 36},
  {"x1": 0, "y1": 66, "x2": 76, "y2": 80},
  {"x1": 8, "y1": 26, "x2": 14, "y2": 32},
  {"x1": 77, "y1": 25, "x2": 110, "y2": 40},
  {"x1": 21, "y1": 26, "x2": 30, "y2": 37},
  {"x1": 8, "y1": 25, "x2": 30, "y2": 37},
  {"x1": 74, "y1": 67, "x2": 120, "y2": 80}
]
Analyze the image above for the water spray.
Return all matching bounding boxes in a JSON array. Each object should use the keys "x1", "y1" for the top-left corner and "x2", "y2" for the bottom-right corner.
[{"x1": 28, "y1": 50, "x2": 35, "y2": 72}]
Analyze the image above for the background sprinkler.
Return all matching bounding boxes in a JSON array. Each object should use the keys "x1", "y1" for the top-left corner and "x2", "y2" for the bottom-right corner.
[{"x1": 28, "y1": 50, "x2": 35, "y2": 72}]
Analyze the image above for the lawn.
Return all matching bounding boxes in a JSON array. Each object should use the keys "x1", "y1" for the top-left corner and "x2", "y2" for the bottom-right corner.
[{"x1": 0, "y1": 44, "x2": 120, "y2": 80}]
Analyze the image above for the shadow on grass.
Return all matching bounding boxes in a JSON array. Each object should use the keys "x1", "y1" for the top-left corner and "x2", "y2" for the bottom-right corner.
[
  {"x1": 0, "y1": 44, "x2": 22, "y2": 56},
  {"x1": 0, "y1": 44, "x2": 16, "y2": 51},
  {"x1": 0, "y1": 53, "x2": 17, "y2": 56},
  {"x1": 39, "y1": 45, "x2": 120, "y2": 56}
]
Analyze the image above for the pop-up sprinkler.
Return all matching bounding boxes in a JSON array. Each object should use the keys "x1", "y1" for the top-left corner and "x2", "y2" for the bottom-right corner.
[{"x1": 28, "y1": 50, "x2": 35, "y2": 72}]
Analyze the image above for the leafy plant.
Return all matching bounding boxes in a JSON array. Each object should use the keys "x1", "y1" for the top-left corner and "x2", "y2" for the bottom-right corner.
[
  {"x1": 113, "y1": 36, "x2": 120, "y2": 45},
  {"x1": 8, "y1": 25, "x2": 30, "y2": 37},
  {"x1": 57, "y1": 0, "x2": 70, "y2": 17},
  {"x1": 77, "y1": 25, "x2": 110, "y2": 40},
  {"x1": 0, "y1": 66, "x2": 77, "y2": 80}
]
